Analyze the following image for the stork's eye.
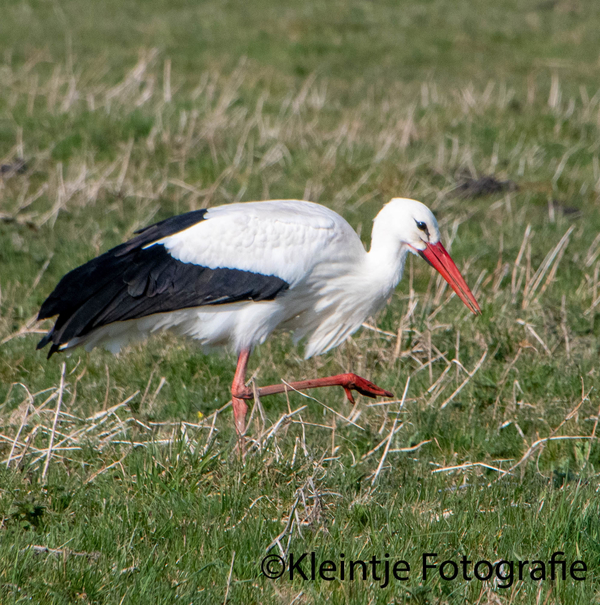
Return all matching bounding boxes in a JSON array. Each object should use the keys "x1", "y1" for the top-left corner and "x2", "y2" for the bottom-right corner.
[{"x1": 416, "y1": 220, "x2": 427, "y2": 232}]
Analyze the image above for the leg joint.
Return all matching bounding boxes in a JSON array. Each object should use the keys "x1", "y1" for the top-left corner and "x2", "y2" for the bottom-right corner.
[{"x1": 231, "y1": 385, "x2": 253, "y2": 400}]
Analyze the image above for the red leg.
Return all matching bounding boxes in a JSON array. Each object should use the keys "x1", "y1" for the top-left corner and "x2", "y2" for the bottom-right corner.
[
  {"x1": 231, "y1": 348, "x2": 251, "y2": 437},
  {"x1": 251, "y1": 373, "x2": 394, "y2": 403},
  {"x1": 233, "y1": 367, "x2": 393, "y2": 404},
  {"x1": 258, "y1": 373, "x2": 394, "y2": 403},
  {"x1": 230, "y1": 349, "x2": 393, "y2": 437}
]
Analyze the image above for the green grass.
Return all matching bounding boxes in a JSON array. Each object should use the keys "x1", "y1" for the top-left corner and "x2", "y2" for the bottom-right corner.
[{"x1": 2, "y1": 0, "x2": 600, "y2": 602}]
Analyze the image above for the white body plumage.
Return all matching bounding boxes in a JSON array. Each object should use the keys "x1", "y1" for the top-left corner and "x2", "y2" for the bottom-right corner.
[{"x1": 59, "y1": 198, "x2": 442, "y2": 358}]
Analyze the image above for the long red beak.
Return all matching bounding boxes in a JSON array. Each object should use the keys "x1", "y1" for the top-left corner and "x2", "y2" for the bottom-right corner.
[{"x1": 418, "y1": 241, "x2": 481, "y2": 314}]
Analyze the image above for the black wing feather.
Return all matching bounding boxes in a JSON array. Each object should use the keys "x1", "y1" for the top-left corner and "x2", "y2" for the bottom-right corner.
[{"x1": 37, "y1": 209, "x2": 289, "y2": 357}]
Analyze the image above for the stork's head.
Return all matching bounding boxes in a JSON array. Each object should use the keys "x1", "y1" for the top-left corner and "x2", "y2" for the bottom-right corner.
[{"x1": 379, "y1": 198, "x2": 481, "y2": 315}]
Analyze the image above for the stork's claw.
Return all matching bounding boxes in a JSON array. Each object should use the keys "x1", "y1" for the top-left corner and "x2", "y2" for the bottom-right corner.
[{"x1": 343, "y1": 386, "x2": 356, "y2": 404}]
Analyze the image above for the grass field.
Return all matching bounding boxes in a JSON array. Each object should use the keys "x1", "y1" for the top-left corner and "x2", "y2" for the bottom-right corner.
[{"x1": 1, "y1": 0, "x2": 600, "y2": 602}]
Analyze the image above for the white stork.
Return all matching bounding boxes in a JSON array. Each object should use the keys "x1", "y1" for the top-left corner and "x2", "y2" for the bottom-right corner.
[{"x1": 37, "y1": 198, "x2": 480, "y2": 436}]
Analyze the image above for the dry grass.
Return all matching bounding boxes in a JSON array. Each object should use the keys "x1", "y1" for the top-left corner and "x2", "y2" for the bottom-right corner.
[{"x1": 1, "y1": 45, "x2": 600, "y2": 602}]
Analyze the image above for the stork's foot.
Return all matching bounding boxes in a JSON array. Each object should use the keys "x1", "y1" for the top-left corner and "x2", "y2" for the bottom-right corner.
[{"x1": 338, "y1": 373, "x2": 394, "y2": 404}]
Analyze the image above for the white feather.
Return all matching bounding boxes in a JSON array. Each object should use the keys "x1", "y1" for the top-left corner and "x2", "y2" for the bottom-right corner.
[{"x1": 150, "y1": 200, "x2": 363, "y2": 285}]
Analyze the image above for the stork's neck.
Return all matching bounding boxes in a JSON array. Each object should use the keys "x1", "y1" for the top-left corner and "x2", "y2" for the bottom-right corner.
[{"x1": 363, "y1": 218, "x2": 409, "y2": 300}]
